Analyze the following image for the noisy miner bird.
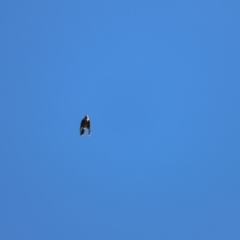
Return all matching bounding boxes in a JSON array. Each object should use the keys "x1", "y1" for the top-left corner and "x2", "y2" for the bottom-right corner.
[{"x1": 80, "y1": 115, "x2": 91, "y2": 136}]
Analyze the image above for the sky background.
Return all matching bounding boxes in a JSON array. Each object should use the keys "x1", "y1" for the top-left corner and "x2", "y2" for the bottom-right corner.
[{"x1": 0, "y1": 1, "x2": 240, "y2": 239}]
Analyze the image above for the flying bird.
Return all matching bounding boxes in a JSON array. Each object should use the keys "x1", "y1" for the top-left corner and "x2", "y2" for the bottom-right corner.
[{"x1": 80, "y1": 115, "x2": 91, "y2": 136}]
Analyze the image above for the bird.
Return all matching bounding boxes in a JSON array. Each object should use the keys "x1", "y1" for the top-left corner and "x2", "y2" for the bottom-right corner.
[{"x1": 80, "y1": 115, "x2": 91, "y2": 136}]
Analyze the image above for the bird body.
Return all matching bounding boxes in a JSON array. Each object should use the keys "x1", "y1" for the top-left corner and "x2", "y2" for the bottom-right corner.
[{"x1": 80, "y1": 115, "x2": 91, "y2": 136}]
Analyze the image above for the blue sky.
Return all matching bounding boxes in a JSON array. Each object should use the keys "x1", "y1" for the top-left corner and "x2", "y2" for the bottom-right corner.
[{"x1": 0, "y1": 1, "x2": 239, "y2": 239}]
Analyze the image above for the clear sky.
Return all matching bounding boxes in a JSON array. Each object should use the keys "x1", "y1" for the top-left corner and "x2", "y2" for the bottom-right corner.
[{"x1": 0, "y1": 1, "x2": 239, "y2": 239}]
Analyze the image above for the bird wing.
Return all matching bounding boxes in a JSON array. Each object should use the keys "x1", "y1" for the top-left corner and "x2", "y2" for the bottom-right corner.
[
  {"x1": 81, "y1": 119, "x2": 85, "y2": 127},
  {"x1": 87, "y1": 120, "x2": 91, "y2": 134},
  {"x1": 80, "y1": 119, "x2": 84, "y2": 133}
]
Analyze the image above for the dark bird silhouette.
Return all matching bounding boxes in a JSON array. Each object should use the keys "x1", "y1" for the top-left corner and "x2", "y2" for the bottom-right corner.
[{"x1": 80, "y1": 115, "x2": 91, "y2": 136}]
